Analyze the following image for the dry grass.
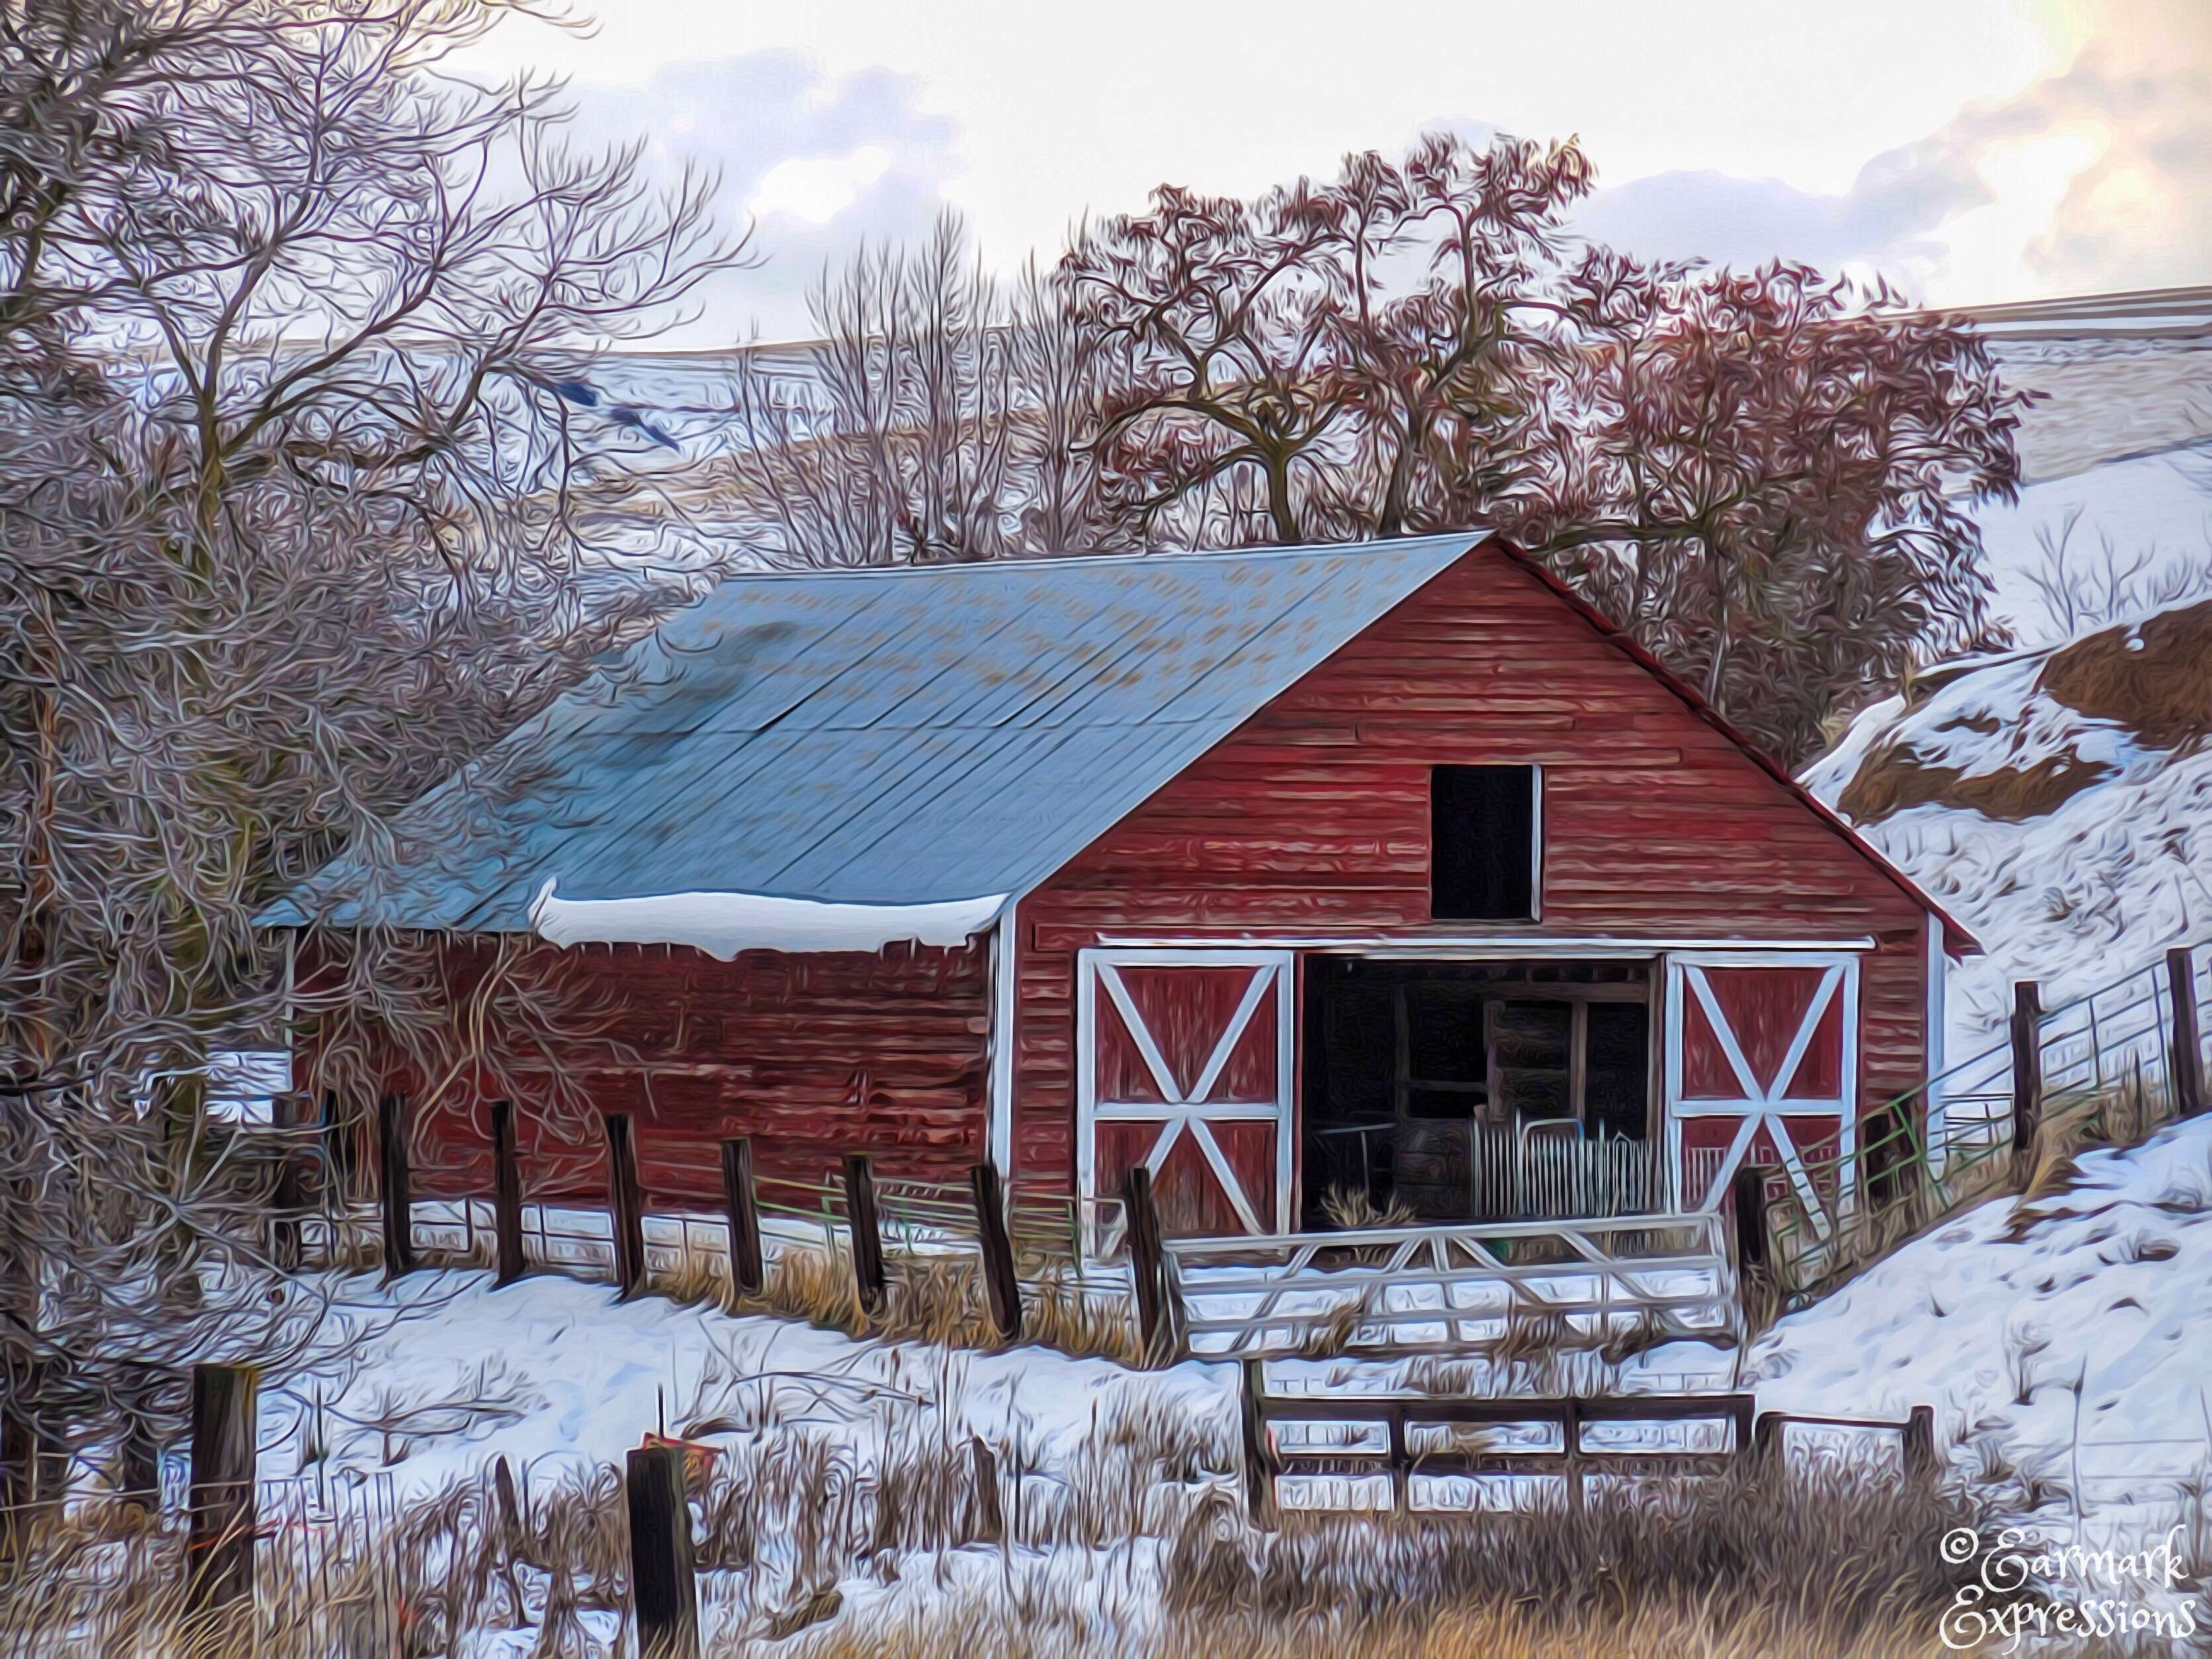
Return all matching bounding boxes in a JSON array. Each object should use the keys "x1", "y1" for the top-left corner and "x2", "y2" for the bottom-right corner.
[
  {"x1": 2036, "y1": 595, "x2": 2212, "y2": 751},
  {"x1": 1318, "y1": 1185, "x2": 1418, "y2": 1232},
  {"x1": 2008, "y1": 1073, "x2": 2178, "y2": 1229},
  {"x1": 788, "y1": 1597, "x2": 1972, "y2": 1658},
  {"x1": 695, "y1": 1240, "x2": 1144, "y2": 1367},
  {"x1": 1837, "y1": 745, "x2": 2111, "y2": 825},
  {"x1": 788, "y1": 1467, "x2": 2001, "y2": 1659},
  {"x1": 7, "y1": 1405, "x2": 2040, "y2": 1659},
  {"x1": 1, "y1": 1502, "x2": 409, "y2": 1658}
]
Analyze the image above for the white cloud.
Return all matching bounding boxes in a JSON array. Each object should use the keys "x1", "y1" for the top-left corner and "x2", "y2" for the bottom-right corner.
[
  {"x1": 748, "y1": 146, "x2": 896, "y2": 225},
  {"x1": 1573, "y1": 20, "x2": 2212, "y2": 304},
  {"x1": 554, "y1": 52, "x2": 964, "y2": 342},
  {"x1": 505, "y1": 1, "x2": 2209, "y2": 343}
]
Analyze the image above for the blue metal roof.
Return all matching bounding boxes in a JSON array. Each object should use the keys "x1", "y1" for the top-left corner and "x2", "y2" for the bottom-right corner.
[{"x1": 277, "y1": 534, "x2": 1487, "y2": 929}]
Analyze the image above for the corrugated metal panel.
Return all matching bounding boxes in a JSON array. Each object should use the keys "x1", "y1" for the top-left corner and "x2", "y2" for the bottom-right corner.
[{"x1": 278, "y1": 534, "x2": 1486, "y2": 929}]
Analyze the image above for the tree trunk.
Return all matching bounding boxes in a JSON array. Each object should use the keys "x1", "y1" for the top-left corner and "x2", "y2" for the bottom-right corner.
[{"x1": 1262, "y1": 450, "x2": 1299, "y2": 545}]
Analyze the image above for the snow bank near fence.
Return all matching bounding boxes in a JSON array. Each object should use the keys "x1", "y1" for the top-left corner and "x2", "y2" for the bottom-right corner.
[
  {"x1": 1803, "y1": 593, "x2": 2212, "y2": 1052},
  {"x1": 1748, "y1": 1111, "x2": 2212, "y2": 1552},
  {"x1": 257, "y1": 1270, "x2": 1230, "y2": 1504}
]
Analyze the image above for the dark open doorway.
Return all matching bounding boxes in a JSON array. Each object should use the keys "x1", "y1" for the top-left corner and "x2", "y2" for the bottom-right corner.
[{"x1": 1300, "y1": 957, "x2": 1654, "y2": 1228}]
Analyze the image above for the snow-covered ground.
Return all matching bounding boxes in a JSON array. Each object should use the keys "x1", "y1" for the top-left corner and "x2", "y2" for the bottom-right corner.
[
  {"x1": 242, "y1": 1272, "x2": 1232, "y2": 1653},
  {"x1": 1750, "y1": 1111, "x2": 2212, "y2": 1559},
  {"x1": 1975, "y1": 451, "x2": 2212, "y2": 644},
  {"x1": 257, "y1": 1271, "x2": 1231, "y2": 1506}
]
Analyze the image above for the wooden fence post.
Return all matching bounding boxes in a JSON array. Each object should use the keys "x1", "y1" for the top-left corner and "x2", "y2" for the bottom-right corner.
[
  {"x1": 1, "y1": 1394, "x2": 35, "y2": 1556},
  {"x1": 968, "y1": 1436, "x2": 1004, "y2": 1545},
  {"x1": 1121, "y1": 1165, "x2": 1175, "y2": 1365},
  {"x1": 493, "y1": 1455, "x2": 527, "y2": 1621},
  {"x1": 1751, "y1": 1410, "x2": 1782, "y2": 1466},
  {"x1": 2169, "y1": 948, "x2": 2207, "y2": 1119},
  {"x1": 377, "y1": 1091, "x2": 415, "y2": 1279},
  {"x1": 116, "y1": 1363, "x2": 163, "y2": 1505},
  {"x1": 1902, "y1": 1404, "x2": 1937, "y2": 1482},
  {"x1": 969, "y1": 1162, "x2": 1023, "y2": 1341},
  {"x1": 490, "y1": 1100, "x2": 528, "y2": 1286},
  {"x1": 186, "y1": 1363, "x2": 257, "y2": 1619},
  {"x1": 1562, "y1": 1396, "x2": 1585, "y2": 1513},
  {"x1": 842, "y1": 1154, "x2": 888, "y2": 1316},
  {"x1": 720, "y1": 1138, "x2": 765, "y2": 1297},
  {"x1": 319, "y1": 1089, "x2": 355, "y2": 1206},
  {"x1": 1728, "y1": 1163, "x2": 1769, "y2": 1270},
  {"x1": 604, "y1": 1114, "x2": 647, "y2": 1299},
  {"x1": 625, "y1": 1443, "x2": 699, "y2": 1659},
  {"x1": 1240, "y1": 1356, "x2": 1277, "y2": 1530},
  {"x1": 2009, "y1": 982, "x2": 2043, "y2": 1172}
]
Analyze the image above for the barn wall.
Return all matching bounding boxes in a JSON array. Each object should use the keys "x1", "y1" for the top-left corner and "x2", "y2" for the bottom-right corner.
[
  {"x1": 306, "y1": 937, "x2": 990, "y2": 1207},
  {"x1": 1012, "y1": 548, "x2": 1934, "y2": 1191}
]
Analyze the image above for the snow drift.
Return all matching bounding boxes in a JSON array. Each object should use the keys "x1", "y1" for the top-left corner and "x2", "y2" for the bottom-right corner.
[
  {"x1": 528, "y1": 878, "x2": 1006, "y2": 957},
  {"x1": 1749, "y1": 1111, "x2": 2212, "y2": 1553}
]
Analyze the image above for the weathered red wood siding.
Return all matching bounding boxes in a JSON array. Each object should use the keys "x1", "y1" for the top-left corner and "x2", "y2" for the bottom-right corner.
[
  {"x1": 307, "y1": 937, "x2": 990, "y2": 1207},
  {"x1": 1012, "y1": 546, "x2": 1934, "y2": 1189}
]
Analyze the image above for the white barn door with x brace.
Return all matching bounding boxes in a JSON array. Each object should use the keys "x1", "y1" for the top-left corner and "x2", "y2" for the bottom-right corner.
[
  {"x1": 1076, "y1": 948, "x2": 1295, "y2": 1248},
  {"x1": 1664, "y1": 951, "x2": 1859, "y2": 1240}
]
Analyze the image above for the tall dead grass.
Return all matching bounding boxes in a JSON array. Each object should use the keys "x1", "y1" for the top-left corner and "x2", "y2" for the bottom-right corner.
[
  {"x1": 789, "y1": 1469, "x2": 1999, "y2": 1659},
  {"x1": 678, "y1": 1240, "x2": 1143, "y2": 1367},
  {"x1": 7, "y1": 1433, "x2": 2026, "y2": 1659}
]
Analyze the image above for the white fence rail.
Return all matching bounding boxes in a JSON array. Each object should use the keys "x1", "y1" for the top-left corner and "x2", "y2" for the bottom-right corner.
[{"x1": 1165, "y1": 1213, "x2": 1740, "y2": 1359}]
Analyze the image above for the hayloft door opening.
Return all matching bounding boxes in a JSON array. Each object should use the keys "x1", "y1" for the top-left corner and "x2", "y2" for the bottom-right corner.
[{"x1": 1076, "y1": 949, "x2": 1295, "y2": 1248}]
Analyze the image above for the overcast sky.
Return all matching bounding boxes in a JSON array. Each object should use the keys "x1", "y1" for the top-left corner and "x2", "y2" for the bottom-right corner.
[{"x1": 457, "y1": 0, "x2": 2212, "y2": 344}]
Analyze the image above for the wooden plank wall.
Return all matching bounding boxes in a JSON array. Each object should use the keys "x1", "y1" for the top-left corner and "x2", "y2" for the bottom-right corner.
[
  {"x1": 308, "y1": 936, "x2": 992, "y2": 1206},
  {"x1": 1013, "y1": 548, "x2": 1934, "y2": 1189}
]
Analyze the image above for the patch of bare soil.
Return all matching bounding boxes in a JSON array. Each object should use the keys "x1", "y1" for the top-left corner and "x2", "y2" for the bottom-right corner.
[
  {"x1": 2035, "y1": 595, "x2": 2212, "y2": 751},
  {"x1": 1838, "y1": 597, "x2": 2212, "y2": 824},
  {"x1": 1837, "y1": 747, "x2": 2111, "y2": 825}
]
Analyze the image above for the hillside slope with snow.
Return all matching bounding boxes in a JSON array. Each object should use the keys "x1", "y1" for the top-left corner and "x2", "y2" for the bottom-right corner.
[
  {"x1": 1805, "y1": 596, "x2": 2212, "y2": 1050},
  {"x1": 1749, "y1": 1112, "x2": 2212, "y2": 1551}
]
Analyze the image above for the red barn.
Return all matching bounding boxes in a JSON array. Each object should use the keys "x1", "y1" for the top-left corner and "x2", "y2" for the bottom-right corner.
[{"x1": 280, "y1": 533, "x2": 1971, "y2": 1246}]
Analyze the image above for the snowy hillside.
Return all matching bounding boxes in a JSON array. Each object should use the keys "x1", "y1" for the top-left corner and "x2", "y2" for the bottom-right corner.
[
  {"x1": 1805, "y1": 596, "x2": 2212, "y2": 1050},
  {"x1": 1750, "y1": 1111, "x2": 2212, "y2": 1553}
]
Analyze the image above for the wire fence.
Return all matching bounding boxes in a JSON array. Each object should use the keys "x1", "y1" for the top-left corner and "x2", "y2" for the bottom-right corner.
[
  {"x1": 1764, "y1": 944, "x2": 2210, "y2": 1298},
  {"x1": 0, "y1": 1472, "x2": 403, "y2": 1656},
  {"x1": 299, "y1": 1160, "x2": 1134, "y2": 1308}
]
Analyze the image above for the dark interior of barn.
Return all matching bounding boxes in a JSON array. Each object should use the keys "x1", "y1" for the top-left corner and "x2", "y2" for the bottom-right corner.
[{"x1": 1299, "y1": 957, "x2": 1655, "y2": 1228}]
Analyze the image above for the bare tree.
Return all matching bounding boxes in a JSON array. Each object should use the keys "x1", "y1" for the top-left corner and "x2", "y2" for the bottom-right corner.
[
  {"x1": 1056, "y1": 133, "x2": 2026, "y2": 767},
  {"x1": 1510, "y1": 256, "x2": 2025, "y2": 763},
  {"x1": 0, "y1": 0, "x2": 744, "y2": 1482},
  {"x1": 2020, "y1": 505, "x2": 2212, "y2": 642},
  {"x1": 1061, "y1": 183, "x2": 1350, "y2": 546},
  {"x1": 722, "y1": 213, "x2": 1039, "y2": 566}
]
